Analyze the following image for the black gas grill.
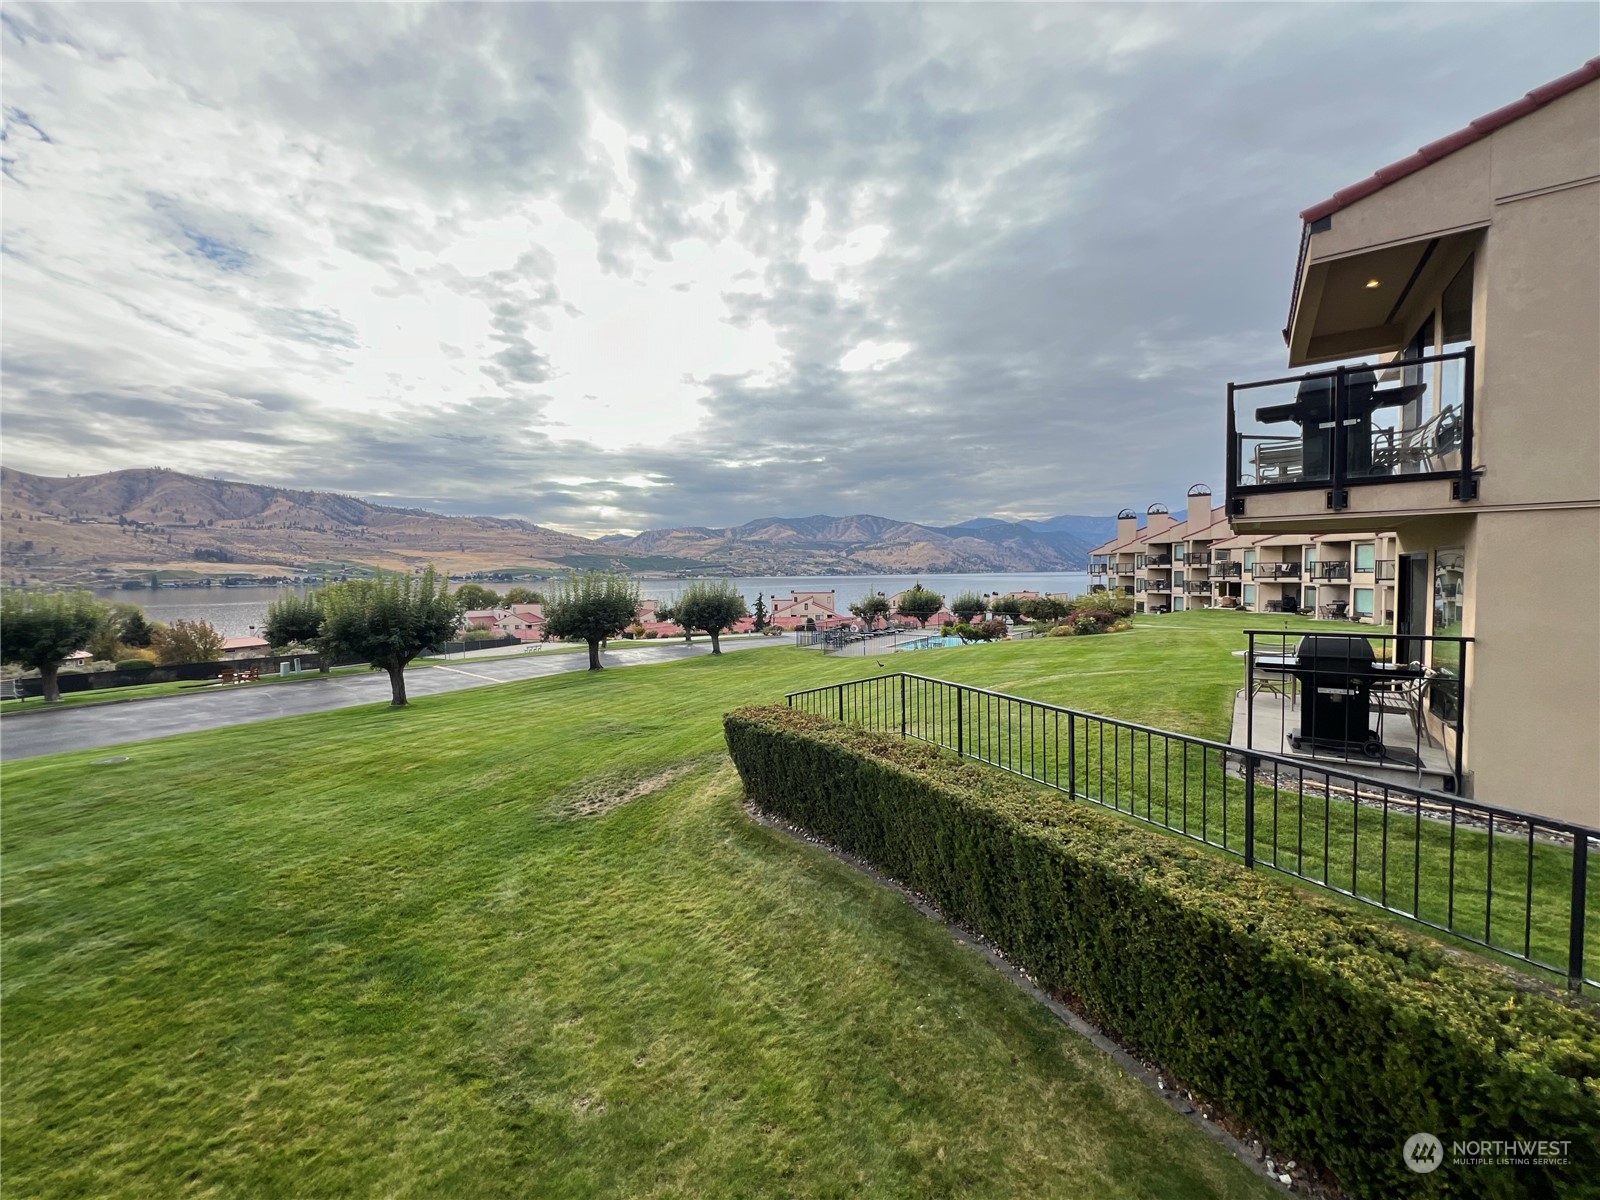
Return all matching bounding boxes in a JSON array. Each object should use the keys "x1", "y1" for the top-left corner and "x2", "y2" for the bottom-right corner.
[{"x1": 1290, "y1": 635, "x2": 1385, "y2": 758}]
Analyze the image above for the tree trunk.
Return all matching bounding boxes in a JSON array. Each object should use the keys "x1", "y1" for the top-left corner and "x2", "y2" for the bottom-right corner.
[
  {"x1": 709, "y1": 630, "x2": 722, "y2": 655},
  {"x1": 386, "y1": 661, "x2": 408, "y2": 706},
  {"x1": 40, "y1": 663, "x2": 61, "y2": 703},
  {"x1": 587, "y1": 639, "x2": 603, "y2": 670}
]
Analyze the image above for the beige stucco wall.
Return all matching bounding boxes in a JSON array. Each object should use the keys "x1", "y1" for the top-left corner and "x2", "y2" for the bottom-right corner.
[{"x1": 1396, "y1": 509, "x2": 1600, "y2": 826}]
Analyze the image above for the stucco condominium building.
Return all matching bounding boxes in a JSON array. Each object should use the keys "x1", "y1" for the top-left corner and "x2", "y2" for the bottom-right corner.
[
  {"x1": 1088, "y1": 487, "x2": 1395, "y2": 618},
  {"x1": 1223, "y1": 60, "x2": 1599, "y2": 825}
]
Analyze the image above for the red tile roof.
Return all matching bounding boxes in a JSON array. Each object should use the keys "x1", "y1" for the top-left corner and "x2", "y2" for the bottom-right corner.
[{"x1": 1299, "y1": 57, "x2": 1600, "y2": 225}]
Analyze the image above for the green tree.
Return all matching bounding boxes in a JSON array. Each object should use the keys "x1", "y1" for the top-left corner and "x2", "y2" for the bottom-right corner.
[
  {"x1": 151, "y1": 618, "x2": 226, "y2": 665},
  {"x1": 848, "y1": 592, "x2": 891, "y2": 630},
  {"x1": 990, "y1": 595, "x2": 1024, "y2": 622},
  {"x1": 654, "y1": 603, "x2": 693, "y2": 643},
  {"x1": 752, "y1": 593, "x2": 768, "y2": 633},
  {"x1": 1020, "y1": 597, "x2": 1071, "y2": 623},
  {"x1": 671, "y1": 580, "x2": 749, "y2": 655},
  {"x1": 453, "y1": 583, "x2": 501, "y2": 611},
  {"x1": 542, "y1": 571, "x2": 640, "y2": 671},
  {"x1": 950, "y1": 591, "x2": 988, "y2": 622},
  {"x1": 264, "y1": 592, "x2": 330, "y2": 672},
  {"x1": 111, "y1": 603, "x2": 154, "y2": 648},
  {"x1": 318, "y1": 567, "x2": 459, "y2": 706},
  {"x1": 0, "y1": 589, "x2": 105, "y2": 702},
  {"x1": 894, "y1": 584, "x2": 944, "y2": 629},
  {"x1": 503, "y1": 586, "x2": 543, "y2": 606}
]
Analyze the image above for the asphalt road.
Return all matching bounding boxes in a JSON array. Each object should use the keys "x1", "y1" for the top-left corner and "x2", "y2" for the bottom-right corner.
[{"x1": 0, "y1": 637, "x2": 790, "y2": 763}]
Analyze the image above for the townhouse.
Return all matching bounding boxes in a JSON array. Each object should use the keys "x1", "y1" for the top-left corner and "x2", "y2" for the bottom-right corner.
[{"x1": 1223, "y1": 60, "x2": 1599, "y2": 823}]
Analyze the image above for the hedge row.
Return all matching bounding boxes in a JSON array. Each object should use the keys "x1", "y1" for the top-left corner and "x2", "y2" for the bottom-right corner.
[{"x1": 724, "y1": 705, "x2": 1600, "y2": 1200}]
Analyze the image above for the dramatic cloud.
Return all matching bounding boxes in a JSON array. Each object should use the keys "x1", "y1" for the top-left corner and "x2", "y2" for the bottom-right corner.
[{"x1": 2, "y1": 3, "x2": 1592, "y2": 533}]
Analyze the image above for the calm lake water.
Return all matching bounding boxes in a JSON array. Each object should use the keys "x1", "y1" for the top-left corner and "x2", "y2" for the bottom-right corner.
[{"x1": 94, "y1": 572, "x2": 1091, "y2": 638}]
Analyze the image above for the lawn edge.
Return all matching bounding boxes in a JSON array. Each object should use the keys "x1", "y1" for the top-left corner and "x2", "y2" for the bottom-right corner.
[{"x1": 741, "y1": 801, "x2": 1337, "y2": 1197}]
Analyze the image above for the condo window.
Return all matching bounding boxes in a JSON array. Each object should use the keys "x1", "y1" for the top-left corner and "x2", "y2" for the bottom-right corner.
[
  {"x1": 1354, "y1": 588, "x2": 1374, "y2": 618},
  {"x1": 1173, "y1": 597, "x2": 1185, "y2": 612},
  {"x1": 1174, "y1": 570, "x2": 1185, "y2": 587},
  {"x1": 1355, "y1": 543, "x2": 1375, "y2": 573},
  {"x1": 1244, "y1": 549, "x2": 1257, "y2": 570},
  {"x1": 1173, "y1": 544, "x2": 1185, "y2": 563},
  {"x1": 1243, "y1": 585, "x2": 1257, "y2": 605}
]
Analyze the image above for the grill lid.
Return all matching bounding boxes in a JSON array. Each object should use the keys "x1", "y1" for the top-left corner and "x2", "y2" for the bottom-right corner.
[{"x1": 1295, "y1": 635, "x2": 1376, "y2": 666}]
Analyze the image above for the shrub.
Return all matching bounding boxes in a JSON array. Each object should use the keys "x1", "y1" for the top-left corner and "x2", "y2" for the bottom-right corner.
[
  {"x1": 115, "y1": 658, "x2": 155, "y2": 671},
  {"x1": 723, "y1": 707, "x2": 1600, "y2": 1200},
  {"x1": 975, "y1": 618, "x2": 1008, "y2": 641},
  {"x1": 462, "y1": 627, "x2": 501, "y2": 643},
  {"x1": 1072, "y1": 615, "x2": 1101, "y2": 635}
]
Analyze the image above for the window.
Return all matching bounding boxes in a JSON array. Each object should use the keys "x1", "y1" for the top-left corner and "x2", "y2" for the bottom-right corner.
[
  {"x1": 1354, "y1": 588, "x2": 1374, "y2": 618},
  {"x1": 1244, "y1": 549, "x2": 1257, "y2": 570},
  {"x1": 1243, "y1": 585, "x2": 1257, "y2": 606},
  {"x1": 1174, "y1": 570, "x2": 1185, "y2": 587},
  {"x1": 1305, "y1": 586, "x2": 1316, "y2": 608},
  {"x1": 1355, "y1": 543, "x2": 1375, "y2": 573},
  {"x1": 1135, "y1": 553, "x2": 1146, "y2": 569},
  {"x1": 1304, "y1": 546, "x2": 1316, "y2": 569},
  {"x1": 1173, "y1": 597, "x2": 1185, "y2": 612},
  {"x1": 1173, "y1": 544, "x2": 1185, "y2": 563}
]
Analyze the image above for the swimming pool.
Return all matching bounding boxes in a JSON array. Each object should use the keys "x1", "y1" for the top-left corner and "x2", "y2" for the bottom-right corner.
[{"x1": 898, "y1": 635, "x2": 965, "y2": 650}]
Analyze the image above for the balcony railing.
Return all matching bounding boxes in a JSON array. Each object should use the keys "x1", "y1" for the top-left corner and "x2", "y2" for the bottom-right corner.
[
  {"x1": 1146, "y1": 553, "x2": 1172, "y2": 567},
  {"x1": 1216, "y1": 562, "x2": 1243, "y2": 579},
  {"x1": 1184, "y1": 581, "x2": 1212, "y2": 594},
  {"x1": 1088, "y1": 563, "x2": 1108, "y2": 576},
  {"x1": 1316, "y1": 560, "x2": 1351, "y2": 581},
  {"x1": 1252, "y1": 562, "x2": 1301, "y2": 580},
  {"x1": 1375, "y1": 560, "x2": 1397, "y2": 581},
  {"x1": 1146, "y1": 579, "x2": 1171, "y2": 592},
  {"x1": 1227, "y1": 348, "x2": 1475, "y2": 513},
  {"x1": 1113, "y1": 563, "x2": 1137, "y2": 576},
  {"x1": 1189, "y1": 550, "x2": 1213, "y2": 566}
]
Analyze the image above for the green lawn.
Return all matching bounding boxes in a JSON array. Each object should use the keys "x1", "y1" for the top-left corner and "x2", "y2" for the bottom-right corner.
[{"x1": 2, "y1": 640, "x2": 1276, "y2": 1199}]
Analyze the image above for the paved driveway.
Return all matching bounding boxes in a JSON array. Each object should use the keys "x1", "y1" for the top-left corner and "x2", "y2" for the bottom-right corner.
[{"x1": 1, "y1": 638, "x2": 786, "y2": 763}]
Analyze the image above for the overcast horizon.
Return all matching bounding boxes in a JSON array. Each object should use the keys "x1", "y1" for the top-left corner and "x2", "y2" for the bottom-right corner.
[{"x1": 2, "y1": 4, "x2": 1594, "y2": 536}]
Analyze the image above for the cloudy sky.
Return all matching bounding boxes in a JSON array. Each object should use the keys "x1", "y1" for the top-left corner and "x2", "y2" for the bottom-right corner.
[{"x1": 2, "y1": 4, "x2": 1593, "y2": 535}]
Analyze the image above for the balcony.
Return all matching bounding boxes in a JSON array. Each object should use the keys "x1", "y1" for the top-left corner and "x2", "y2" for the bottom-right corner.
[
  {"x1": 1146, "y1": 579, "x2": 1171, "y2": 593},
  {"x1": 1375, "y1": 560, "x2": 1397, "y2": 581},
  {"x1": 1183, "y1": 581, "x2": 1212, "y2": 595},
  {"x1": 1252, "y1": 562, "x2": 1302, "y2": 580},
  {"x1": 1188, "y1": 550, "x2": 1213, "y2": 566},
  {"x1": 1316, "y1": 560, "x2": 1351, "y2": 581},
  {"x1": 1146, "y1": 553, "x2": 1172, "y2": 567},
  {"x1": 1113, "y1": 563, "x2": 1137, "y2": 577},
  {"x1": 1088, "y1": 563, "x2": 1107, "y2": 577},
  {"x1": 1215, "y1": 562, "x2": 1243, "y2": 579},
  {"x1": 1227, "y1": 348, "x2": 1475, "y2": 514}
]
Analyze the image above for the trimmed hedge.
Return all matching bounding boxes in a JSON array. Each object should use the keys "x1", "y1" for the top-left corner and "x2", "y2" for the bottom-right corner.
[{"x1": 725, "y1": 705, "x2": 1600, "y2": 1200}]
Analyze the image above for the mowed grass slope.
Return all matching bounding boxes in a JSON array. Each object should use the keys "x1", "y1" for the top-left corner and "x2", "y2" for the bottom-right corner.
[{"x1": 3, "y1": 634, "x2": 1278, "y2": 1199}]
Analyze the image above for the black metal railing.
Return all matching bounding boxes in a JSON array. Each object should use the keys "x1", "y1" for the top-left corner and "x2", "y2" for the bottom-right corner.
[
  {"x1": 785, "y1": 672, "x2": 1597, "y2": 991},
  {"x1": 1189, "y1": 550, "x2": 1214, "y2": 566},
  {"x1": 1088, "y1": 563, "x2": 1108, "y2": 576},
  {"x1": 1228, "y1": 348, "x2": 1476, "y2": 513},
  {"x1": 1216, "y1": 562, "x2": 1243, "y2": 579},
  {"x1": 1184, "y1": 581, "x2": 1212, "y2": 595},
  {"x1": 1113, "y1": 563, "x2": 1136, "y2": 575},
  {"x1": 1147, "y1": 553, "x2": 1172, "y2": 567},
  {"x1": 1316, "y1": 560, "x2": 1351, "y2": 581},
  {"x1": 1252, "y1": 562, "x2": 1301, "y2": 580}
]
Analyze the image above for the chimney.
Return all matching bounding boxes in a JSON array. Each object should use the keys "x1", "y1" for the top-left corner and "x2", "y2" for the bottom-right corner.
[
  {"x1": 1145, "y1": 503, "x2": 1175, "y2": 536},
  {"x1": 1116, "y1": 508, "x2": 1139, "y2": 543},
  {"x1": 1186, "y1": 484, "x2": 1214, "y2": 531}
]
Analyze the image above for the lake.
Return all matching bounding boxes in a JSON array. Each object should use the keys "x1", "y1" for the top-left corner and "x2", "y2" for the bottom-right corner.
[{"x1": 94, "y1": 572, "x2": 1091, "y2": 637}]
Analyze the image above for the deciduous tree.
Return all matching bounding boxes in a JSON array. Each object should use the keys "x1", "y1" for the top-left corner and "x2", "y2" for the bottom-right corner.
[
  {"x1": 671, "y1": 580, "x2": 749, "y2": 655},
  {"x1": 151, "y1": 618, "x2": 226, "y2": 665},
  {"x1": 453, "y1": 583, "x2": 501, "y2": 612},
  {"x1": 950, "y1": 591, "x2": 988, "y2": 622},
  {"x1": 990, "y1": 595, "x2": 1023, "y2": 622},
  {"x1": 542, "y1": 571, "x2": 640, "y2": 671},
  {"x1": 318, "y1": 567, "x2": 459, "y2": 706},
  {"x1": 503, "y1": 586, "x2": 543, "y2": 606},
  {"x1": 0, "y1": 589, "x2": 105, "y2": 702},
  {"x1": 894, "y1": 584, "x2": 943, "y2": 629},
  {"x1": 264, "y1": 592, "x2": 329, "y2": 671},
  {"x1": 848, "y1": 592, "x2": 891, "y2": 630}
]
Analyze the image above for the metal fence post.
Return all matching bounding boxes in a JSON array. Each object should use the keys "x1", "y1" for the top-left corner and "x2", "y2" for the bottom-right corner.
[
  {"x1": 955, "y1": 685, "x2": 964, "y2": 758},
  {"x1": 838, "y1": 685, "x2": 845, "y2": 723},
  {"x1": 1243, "y1": 752, "x2": 1258, "y2": 868},
  {"x1": 1066, "y1": 712, "x2": 1075, "y2": 797},
  {"x1": 899, "y1": 674, "x2": 907, "y2": 739},
  {"x1": 1570, "y1": 833, "x2": 1590, "y2": 991}
]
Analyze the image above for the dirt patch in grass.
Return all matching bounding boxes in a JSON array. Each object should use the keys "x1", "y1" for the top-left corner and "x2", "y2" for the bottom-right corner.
[{"x1": 555, "y1": 760, "x2": 705, "y2": 818}]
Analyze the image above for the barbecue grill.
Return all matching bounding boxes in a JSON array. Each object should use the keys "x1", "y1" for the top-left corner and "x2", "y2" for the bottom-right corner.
[{"x1": 1289, "y1": 635, "x2": 1386, "y2": 758}]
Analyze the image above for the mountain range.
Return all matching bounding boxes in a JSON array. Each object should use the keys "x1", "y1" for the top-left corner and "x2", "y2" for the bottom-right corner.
[{"x1": 0, "y1": 467, "x2": 1114, "y2": 583}]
